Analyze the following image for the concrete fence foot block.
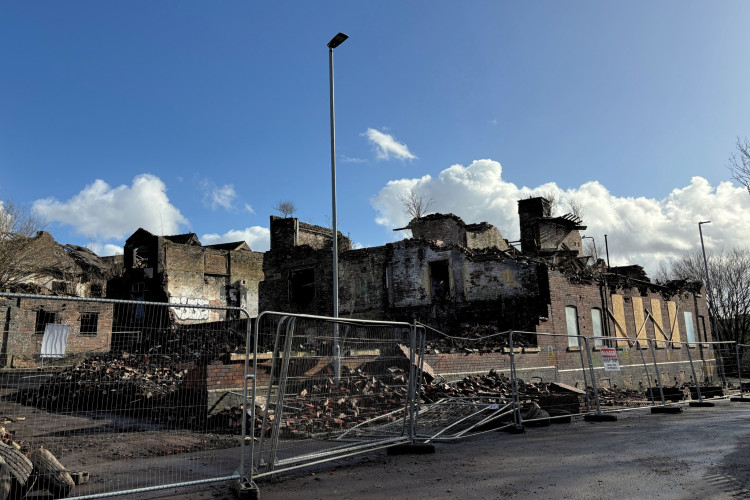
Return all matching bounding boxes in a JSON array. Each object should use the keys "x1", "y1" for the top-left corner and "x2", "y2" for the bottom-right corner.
[
  {"x1": 651, "y1": 406, "x2": 682, "y2": 414},
  {"x1": 387, "y1": 443, "x2": 436, "y2": 455},
  {"x1": 689, "y1": 401, "x2": 716, "y2": 407},
  {"x1": 584, "y1": 414, "x2": 617, "y2": 422},
  {"x1": 234, "y1": 477, "x2": 260, "y2": 500},
  {"x1": 730, "y1": 397, "x2": 750, "y2": 402},
  {"x1": 69, "y1": 471, "x2": 89, "y2": 485}
]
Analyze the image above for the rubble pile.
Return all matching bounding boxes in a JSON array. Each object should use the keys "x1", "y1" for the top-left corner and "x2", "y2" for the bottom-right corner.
[
  {"x1": 421, "y1": 369, "x2": 587, "y2": 414},
  {"x1": 12, "y1": 354, "x2": 202, "y2": 425},
  {"x1": 140, "y1": 325, "x2": 246, "y2": 362},
  {"x1": 421, "y1": 369, "x2": 515, "y2": 402},
  {"x1": 425, "y1": 325, "x2": 535, "y2": 354},
  {"x1": 208, "y1": 365, "x2": 411, "y2": 438}
]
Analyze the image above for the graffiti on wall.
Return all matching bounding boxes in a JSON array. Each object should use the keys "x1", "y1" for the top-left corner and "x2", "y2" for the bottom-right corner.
[{"x1": 169, "y1": 296, "x2": 210, "y2": 321}]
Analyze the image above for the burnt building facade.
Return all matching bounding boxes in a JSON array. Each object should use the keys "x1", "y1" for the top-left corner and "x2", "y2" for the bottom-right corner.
[
  {"x1": 109, "y1": 228, "x2": 265, "y2": 324},
  {"x1": 251, "y1": 197, "x2": 713, "y2": 384},
  {"x1": 1, "y1": 196, "x2": 715, "y2": 385},
  {"x1": 92, "y1": 196, "x2": 713, "y2": 360}
]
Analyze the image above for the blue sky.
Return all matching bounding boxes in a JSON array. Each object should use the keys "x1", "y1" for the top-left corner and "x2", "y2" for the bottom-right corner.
[{"x1": 2, "y1": 1, "x2": 749, "y2": 273}]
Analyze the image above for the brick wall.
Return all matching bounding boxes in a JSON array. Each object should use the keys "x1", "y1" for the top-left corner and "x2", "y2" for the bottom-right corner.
[
  {"x1": 269, "y1": 216, "x2": 351, "y2": 252},
  {"x1": 409, "y1": 215, "x2": 466, "y2": 247},
  {"x1": 1, "y1": 297, "x2": 114, "y2": 367},
  {"x1": 466, "y1": 223, "x2": 509, "y2": 251},
  {"x1": 339, "y1": 247, "x2": 389, "y2": 318},
  {"x1": 538, "y1": 270, "x2": 714, "y2": 370}
]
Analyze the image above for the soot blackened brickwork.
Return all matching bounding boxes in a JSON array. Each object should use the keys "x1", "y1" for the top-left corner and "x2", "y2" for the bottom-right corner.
[{"x1": 111, "y1": 228, "x2": 264, "y2": 325}]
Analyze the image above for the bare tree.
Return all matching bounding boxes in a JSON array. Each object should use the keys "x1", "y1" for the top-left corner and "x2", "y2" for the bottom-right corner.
[
  {"x1": 539, "y1": 190, "x2": 559, "y2": 217},
  {"x1": 663, "y1": 247, "x2": 750, "y2": 345},
  {"x1": 582, "y1": 237, "x2": 601, "y2": 262},
  {"x1": 273, "y1": 200, "x2": 297, "y2": 218},
  {"x1": 400, "y1": 189, "x2": 433, "y2": 220},
  {"x1": 729, "y1": 137, "x2": 750, "y2": 194},
  {"x1": 566, "y1": 198, "x2": 586, "y2": 222},
  {"x1": 0, "y1": 200, "x2": 51, "y2": 290},
  {"x1": 653, "y1": 260, "x2": 672, "y2": 284}
]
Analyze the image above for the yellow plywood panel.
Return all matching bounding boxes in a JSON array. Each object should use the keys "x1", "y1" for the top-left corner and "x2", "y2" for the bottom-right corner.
[
  {"x1": 611, "y1": 294, "x2": 629, "y2": 347},
  {"x1": 668, "y1": 301, "x2": 681, "y2": 344},
  {"x1": 632, "y1": 297, "x2": 648, "y2": 348},
  {"x1": 651, "y1": 299, "x2": 667, "y2": 347}
]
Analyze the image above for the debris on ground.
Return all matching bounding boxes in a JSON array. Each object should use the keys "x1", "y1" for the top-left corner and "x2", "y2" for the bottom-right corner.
[{"x1": 9, "y1": 354, "x2": 202, "y2": 427}]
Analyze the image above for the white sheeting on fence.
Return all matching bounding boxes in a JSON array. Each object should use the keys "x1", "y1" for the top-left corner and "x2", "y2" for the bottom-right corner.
[{"x1": 41, "y1": 324, "x2": 69, "y2": 358}]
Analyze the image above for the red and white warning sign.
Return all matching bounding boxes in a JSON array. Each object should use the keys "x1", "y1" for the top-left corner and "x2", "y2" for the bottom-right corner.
[{"x1": 600, "y1": 347, "x2": 620, "y2": 372}]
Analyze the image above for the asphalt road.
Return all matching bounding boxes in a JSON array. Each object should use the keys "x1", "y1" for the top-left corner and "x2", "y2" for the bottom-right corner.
[{"x1": 147, "y1": 399, "x2": 750, "y2": 499}]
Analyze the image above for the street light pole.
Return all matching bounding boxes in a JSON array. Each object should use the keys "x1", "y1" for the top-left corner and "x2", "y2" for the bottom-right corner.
[
  {"x1": 328, "y1": 32, "x2": 348, "y2": 386},
  {"x1": 582, "y1": 236, "x2": 598, "y2": 260},
  {"x1": 699, "y1": 221, "x2": 718, "y2": 340}
]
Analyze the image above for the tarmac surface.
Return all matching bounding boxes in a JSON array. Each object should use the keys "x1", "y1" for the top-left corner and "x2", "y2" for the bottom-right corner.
[{"x1": 141, "y1": 398, "x2": 750, "y2": 499}]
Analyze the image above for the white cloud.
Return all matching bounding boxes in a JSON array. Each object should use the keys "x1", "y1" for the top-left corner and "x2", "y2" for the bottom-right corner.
[
  {"x1": 362, "y1": 128, "x2": 417, "y2": 161},
  {"x1": 87, "y1": 243, "x2": 123, "y2": 257},
  {"x1": 244, "y1": 203, "x2": 256, "y2": 215},
  {"x1": 33, "y1": 174, "x2": 189, "y2": 240},
  {"x1": 341, "y1": 156, "x2": 367, "y2": 164},
  {"x1": 371, "y1": 159, "x2": 750, "y2": 275},
  {"x1": 201, "y1": 227, "x2": 271, "y2": 252},
  {"x1": 201, "y1": 181, "x2": 236, "y2": 211}
]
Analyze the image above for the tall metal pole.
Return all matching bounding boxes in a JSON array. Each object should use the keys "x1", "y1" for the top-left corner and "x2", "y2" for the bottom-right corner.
[
  {"x1": 699, "y1": 221, "x2": 719, "y2": 341},
  {"x1": 328, "y1": 33, "x2": 348, "y2": 386}
]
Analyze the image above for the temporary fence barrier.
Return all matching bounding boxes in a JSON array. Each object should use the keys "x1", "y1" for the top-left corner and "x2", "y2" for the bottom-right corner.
[
  {"x1": 732, "y1": 343, "x2": 750, "y2": 401},
  {"x1": 412, "y1": 397, "x2": 517, "y2": 442},
  {"x1": 0, "y1": 292, "x2": 252, "y2": 499},
  {"x1": 507, "y1": 330, "x2": 593, "y2": 426},
  {"x1": 583, "y1": 335, "x2": 684, "y2": 414},
  {"x1": 690, "y1": 340, "x2": 737, "y2": 399},
  {"x1": 245, "y1": 312, "x2": 423, "y2": 480}
]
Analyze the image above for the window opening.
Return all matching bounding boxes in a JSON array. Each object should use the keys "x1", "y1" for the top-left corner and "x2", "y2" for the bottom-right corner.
[
  {"x1": 89, "y1": 283, "x2": 103, "y2": 298},
  {"x1": 685, "y1": 312, "x2": 696, "y2": 344},
  {"x1": 133, "y1": 246, "x2": 149, "y2": 269},
  {"x1": 429, "y1": 261, "x2": 450, "y2": 302},
  {"x1": 290, "y1": 268, "x2": 315, "y2": 307},
  {"x1": 591, "y1": 308, "x2": 604, "y2": 347},
  {"x1": 35, "y1": 310, "x2": 56, "y2": 334},
  {"x1": 80, "y1": 312, "x2": 99, "y2": 335},
  {"x1": 565, "y1": 306, "x2": 580, "y2": 347}
]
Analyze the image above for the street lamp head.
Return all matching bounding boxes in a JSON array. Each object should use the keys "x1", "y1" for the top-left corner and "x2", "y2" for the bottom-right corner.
[
  {"x1": 328, "y1": 32, "x2": 349, "y2": 49},
  {"x1": 699, "y1": 220, "x2": 712, "y2": 225}
]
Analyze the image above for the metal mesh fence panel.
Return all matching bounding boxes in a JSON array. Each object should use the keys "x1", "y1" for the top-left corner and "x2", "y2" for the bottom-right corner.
[
  {"x1": 507, "y1": 330, "x2": 592, "y2": 425},
  {"x1": 412, "y1": 397, "x2": 517, "y2": 441},
  {"x1": 412, "y1": 324, "x2": 520, "y2": 437},
  {"x1": 249, "y1": 312, "x2": 418, "y2": 479},
  {"x1": 583, "y1": 336, "x2": 666, "y2": 413},
  {"x1": 695, "y1": 341, "x2": 735, "y2": 399},
  {"x1": 732, "y1": 343, "x2": 750, "y2": 400},
  {"x1": 0, "y1": 293, "x2": 250, "y2": 499}
]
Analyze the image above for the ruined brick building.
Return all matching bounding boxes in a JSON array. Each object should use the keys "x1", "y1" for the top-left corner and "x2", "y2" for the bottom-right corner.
[
  {"x1": 109, "y1": 228, "x2": 264, "y2": 321},
  {"x1": 1, "y1": 231, "x2": 114, "y2": 365},
  {"x1": 93, "y1": 197, "x2": 711, "y2": 355},
  {"x1": 1, "y1": 197, "x2": 713, "y2": 384}
]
